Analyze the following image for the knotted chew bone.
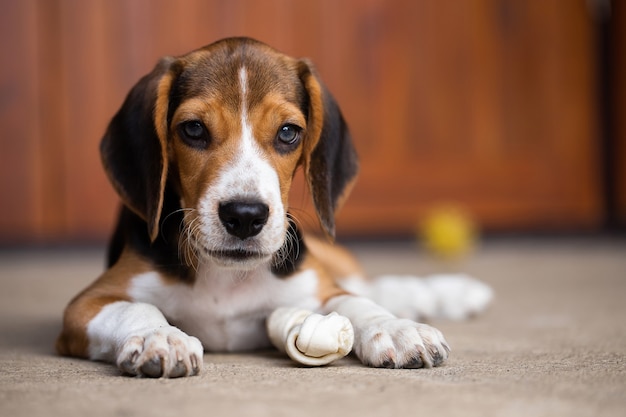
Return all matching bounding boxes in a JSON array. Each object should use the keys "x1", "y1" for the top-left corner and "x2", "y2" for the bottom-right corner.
[{"x1": 267, "y1": 307, "x2": 354, "y2": 366}]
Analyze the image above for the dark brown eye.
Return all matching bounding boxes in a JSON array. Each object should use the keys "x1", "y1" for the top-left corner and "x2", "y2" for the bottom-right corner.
[
  {"x1": 178, "y1": 121, "x2": 210, "y2": 149},
  {"x1": 276, "y1": 124, "x2": 301, "y2": 145}
]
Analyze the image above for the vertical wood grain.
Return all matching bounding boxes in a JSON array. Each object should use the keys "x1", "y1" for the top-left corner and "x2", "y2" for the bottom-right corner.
[
  {"x1": 612, "y1": 1, "x2": 626, "y2": 226},
  {"x1": 0, "y1": 0, "x2": 40, "y2": 242},
  {"x1": 0, "y1": 0, "x2": 607, "y2": 242}
]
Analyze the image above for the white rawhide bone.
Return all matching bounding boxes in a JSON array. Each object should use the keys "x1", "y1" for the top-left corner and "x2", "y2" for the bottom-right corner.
[{"x1": 267, "y1": 307, "x2": 354, "y2": 366}]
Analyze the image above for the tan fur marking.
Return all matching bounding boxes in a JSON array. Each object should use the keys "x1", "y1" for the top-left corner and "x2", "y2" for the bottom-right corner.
[
  {"x1": 149, "y1": 70, "x2": 175, "y2": 241},
  {"x1": 299, "y1": 64, "x2": 339, "y2": 239},
  {"x1": 333, "y1": 175, "x2": 358, "y2": 216},
  {"x1": 249, "y1": 93, "x2": 307, "y2": 206},
  {"x1": 170, "y1": 98, "x2": 242, "y2": 209},
  {"x1": 56, "y1": 295, "x2": 127, "y2": 358},
  {"x1": 300, "y1": 65, "x2": 325, "y2": 177},
  {"x1": 299, "y1": 252, "x2": 349, "y2": 304},
  {"x1": 55, "y1": 250, "x2": 156, "y2": 357},
  {"x1": 304, "y1": 234, "x2": 365, "y2": 280}
]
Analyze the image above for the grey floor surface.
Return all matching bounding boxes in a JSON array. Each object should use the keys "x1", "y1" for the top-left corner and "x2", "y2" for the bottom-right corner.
[{"x1": 1, "y1": 238, "x2": 625, "y2": 417}]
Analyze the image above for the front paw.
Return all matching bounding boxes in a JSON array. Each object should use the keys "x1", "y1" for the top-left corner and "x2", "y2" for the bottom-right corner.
[
  {"x1": 355, "y1": 319, "x2": 450, "y2": 369},
  {"x1": 116, "y1": 327, "x2": 204, "y2": 378}
]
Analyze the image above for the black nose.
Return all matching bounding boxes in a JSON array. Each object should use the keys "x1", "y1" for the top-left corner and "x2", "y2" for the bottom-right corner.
[{"x1": 218, "y1": 202, "x2": 270, "y2": 240}]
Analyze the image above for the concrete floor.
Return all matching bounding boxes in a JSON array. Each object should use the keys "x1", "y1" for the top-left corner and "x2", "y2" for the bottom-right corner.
[{"x1": 1, "y1": 238, "x2": 625, "y2": 417}]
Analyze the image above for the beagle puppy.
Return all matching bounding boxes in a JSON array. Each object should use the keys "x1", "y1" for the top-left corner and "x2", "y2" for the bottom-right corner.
[{"x1": 56, "y1": 37, "x2": 453, "y2": 377}]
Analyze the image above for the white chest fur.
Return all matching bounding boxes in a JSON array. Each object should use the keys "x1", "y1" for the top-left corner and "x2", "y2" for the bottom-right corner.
[{"x1": 127, "y1": 265, "x2": 321, "y2": 352}]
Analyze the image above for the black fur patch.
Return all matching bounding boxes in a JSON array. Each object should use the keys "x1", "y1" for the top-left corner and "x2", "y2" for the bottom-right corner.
[
  {"x1": 106, "y1": 189, "x2": 193, "y2": 282},
  {"x1": 271, "y1": 218, "x2": 306, "y2": 277}
]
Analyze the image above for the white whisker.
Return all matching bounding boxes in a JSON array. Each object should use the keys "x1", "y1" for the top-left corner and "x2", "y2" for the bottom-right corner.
[{"x1": 176, "y1": 209, "x2": 202, "y2": 273}]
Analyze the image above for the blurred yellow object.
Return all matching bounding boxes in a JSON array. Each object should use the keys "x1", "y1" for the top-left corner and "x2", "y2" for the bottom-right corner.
[{"x1": 420, "y1": 206, "x2": 477, "y2": 259}]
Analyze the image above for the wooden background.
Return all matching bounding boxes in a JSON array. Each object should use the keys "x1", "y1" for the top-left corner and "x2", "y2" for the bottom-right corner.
[{"x1": 0, "y1": 0, "x2": 623, "y2": 244}]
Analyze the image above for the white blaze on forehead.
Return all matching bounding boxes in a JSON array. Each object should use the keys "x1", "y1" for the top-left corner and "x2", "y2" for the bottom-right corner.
[
  {"x1": 195, "y1": 66, "x2": 286, "y2": 255},
  {"x1": 232, "y1": 66, "x2": 274, "y2": 199},
  {"x1": 239, "y1": 66, "x2": 248, "y2": 97},
  {"x1": 239, "y1": 66, "x2": 253, "y2": 145}
]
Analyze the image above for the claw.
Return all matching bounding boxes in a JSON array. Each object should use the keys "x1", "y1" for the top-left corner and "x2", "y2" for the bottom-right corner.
[
  {"x1": 171, "y1": 360, "x2": 187, "y2": 377},
  {"x1": 190, "y1": 355, "x2": 201, "y2": 376},
  {"x1": 119, "y1": 350, "x2": 139, "y2": 375},
  {"x1": 404, "y1": 355, "x2": 424, "y2": 369},
  {"x1": 140, "y1": 356, "x2": 164, "y2": 378},
  {"x1": 381, "y1": 358, "x2": 396, "y2": 369}
]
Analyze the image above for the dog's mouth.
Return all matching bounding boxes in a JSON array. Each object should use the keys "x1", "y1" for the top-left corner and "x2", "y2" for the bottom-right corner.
[
  {"x1": 204, "y1": 249, "x2": 267, "y2": 262},
  {"x1": 184, "y1": 218, "x2": 301, "y2": 274},
  {"x1": 183, "y1": 217, "x2": 286, "y2": 269},
  {"x1": 191, "y1": 239, "x2": 273, "y2": 269}
]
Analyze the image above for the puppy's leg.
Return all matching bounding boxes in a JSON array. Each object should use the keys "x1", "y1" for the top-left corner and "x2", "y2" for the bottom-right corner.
[
  {"x1": 323, "y1": 295, "x2": 450, "y2": 369},
  {"x1": 57, "y1": 271, "x2": 203, "y2": 378},
  {"x1": 87, "y1": 301, "x2": 203, "y2": 377},
  {"x1": 341, "y1": 274, "x2": 493, "y2": 321}
]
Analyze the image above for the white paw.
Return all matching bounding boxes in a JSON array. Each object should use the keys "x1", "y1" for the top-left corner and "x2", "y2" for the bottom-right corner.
[
  {"x1": 368, "y1": 276, "x2": 439, "y2": 319},
  {"x1": 425, "y1": 274, "x2": 493, "y2": 320},
  {"x1": 358, "y1": 274, "x2": 493, "y2": 321},
  {"x1": 116, "y1": 326, "x2": 204, "y2": 378},
  {"x1": 355, "y1": 318, "x2": 450, "y2": 368}
]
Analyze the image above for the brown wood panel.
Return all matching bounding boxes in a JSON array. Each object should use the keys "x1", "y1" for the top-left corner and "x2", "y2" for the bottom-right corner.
[
  {"x1": 58, "y1": 0, "x2": 122, "y2": 239},
  {"x1": 0, "y1": 0, "x2": 40, "y2": 242},
  {"x1": 330, "y1": 0, "x2": 603, "y2": 235},
  {"x1": 35, "y1": 0, "x2": 69, "y2": 239},
  {"x1": 614, "y1": 1, "x2": 626, "y2": 225},
  {"x1": 0, "y1": 0, "x2": 606, "y2": 243}
]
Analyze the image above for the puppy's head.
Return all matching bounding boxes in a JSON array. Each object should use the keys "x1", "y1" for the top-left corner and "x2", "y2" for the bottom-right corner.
[{"x1": 101, "y1": 37, "x2": 358, "y2": 270}]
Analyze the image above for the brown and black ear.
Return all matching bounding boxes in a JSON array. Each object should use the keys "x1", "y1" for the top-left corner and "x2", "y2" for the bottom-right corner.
[
  {"x1": 299, "y1": 60, "x2": 359, "y2": 239},
  {"x1": 100, "y1": 57, "x2": 178, "y2": 242}
]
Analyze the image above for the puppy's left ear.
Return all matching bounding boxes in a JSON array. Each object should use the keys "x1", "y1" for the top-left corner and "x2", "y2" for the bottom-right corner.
[{"x1": 299, "y1": 60, "x2": 359, "y2": 239}]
